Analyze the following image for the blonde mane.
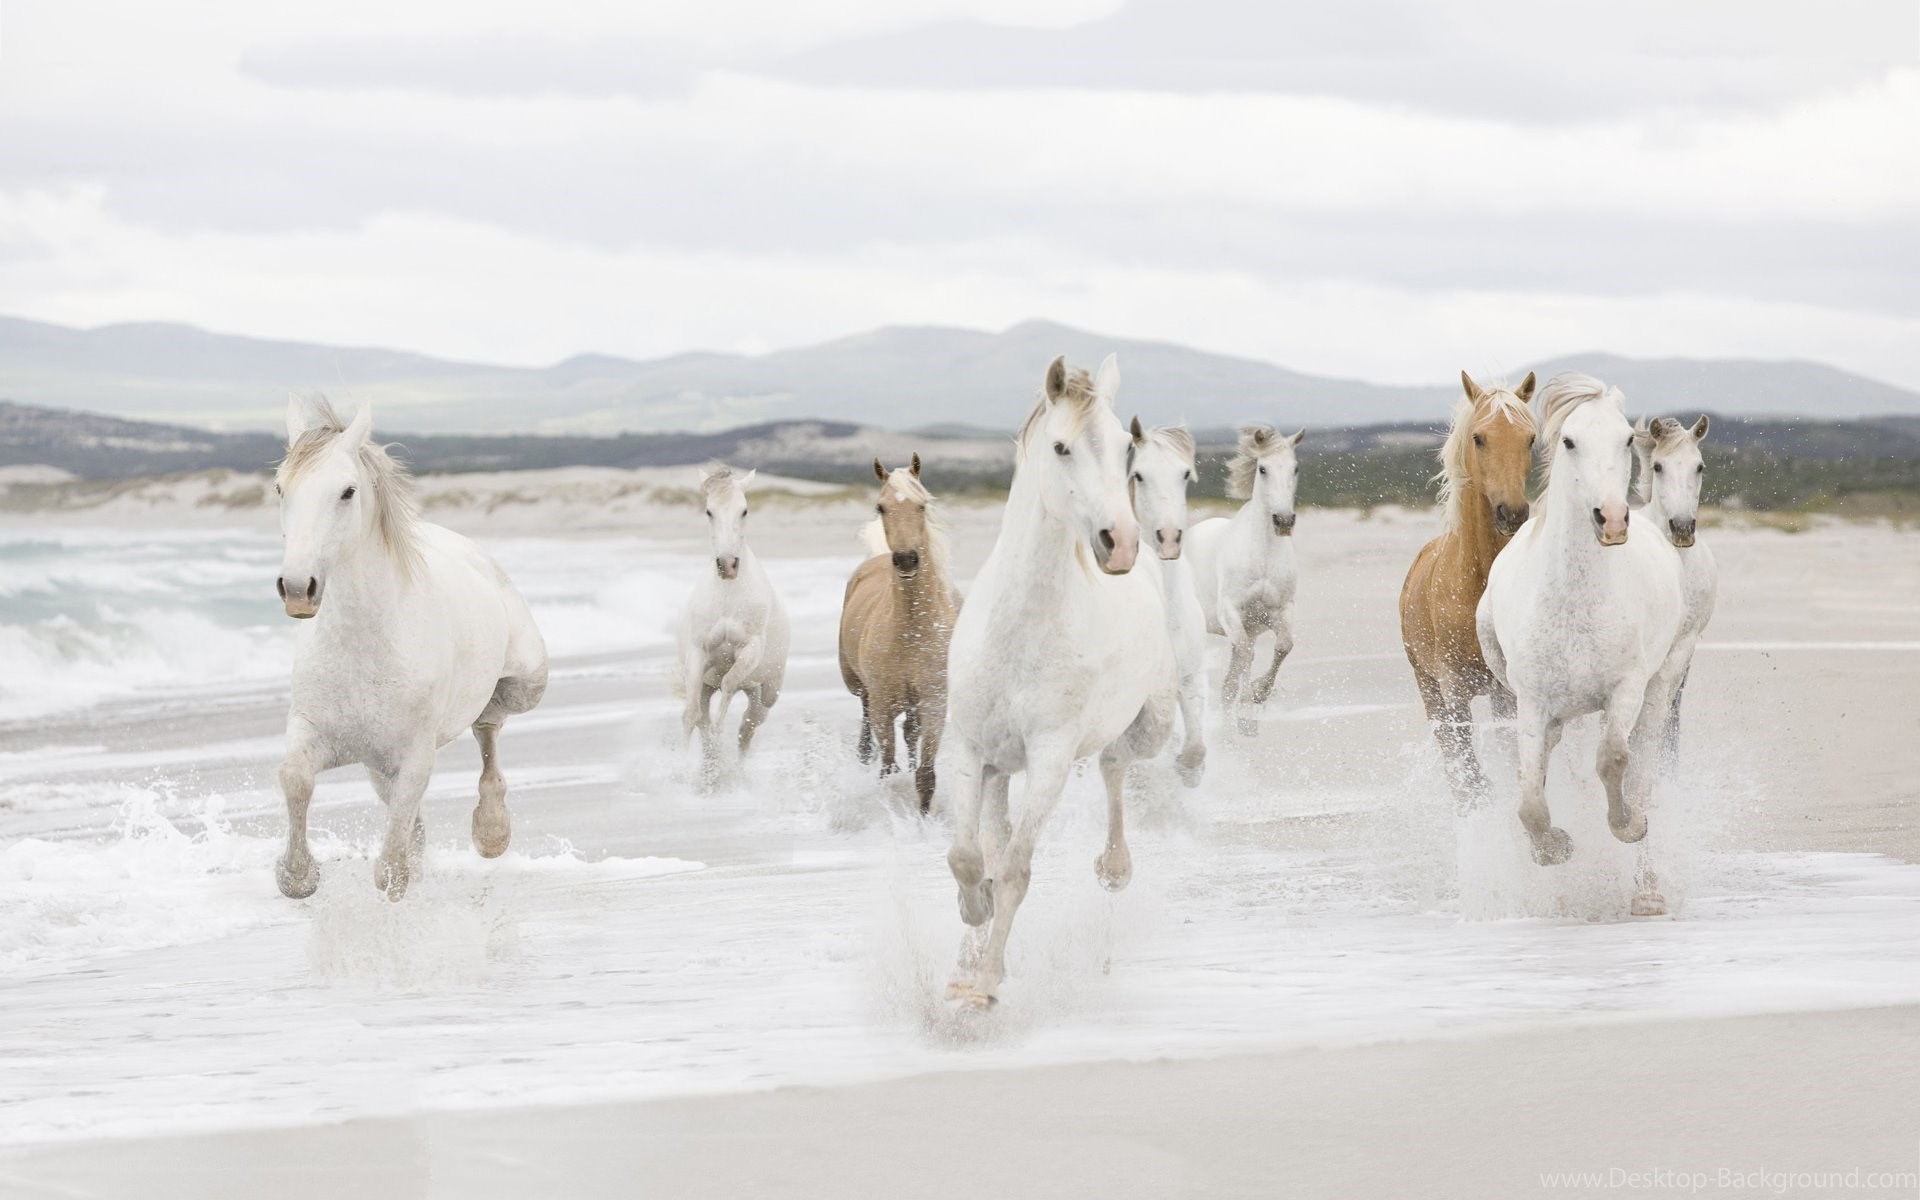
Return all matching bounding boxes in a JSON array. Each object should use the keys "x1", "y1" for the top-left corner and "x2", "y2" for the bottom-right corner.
[
  {"x1": 860, "y1": 466, "x2": 952, "y2": 580},
  {"x1": 1128, "y1": 422, "x2": 1196, "y2": 473},
  {"x1": 1435, "y1": 383, "x2": 1535, "y2": 532},
  {"x1": 276, "y1": 396, "x2": 424, "y2": 580},
  {"x1": 1224, "y1": 424, "x2": 1288, "y2": 500},
  {"x1": 1535, "y1": 373, "x2": 1626, "y2": 505},
  {"x1": 1016, "y1": 364, "x2": 1100, "y2": 460}
]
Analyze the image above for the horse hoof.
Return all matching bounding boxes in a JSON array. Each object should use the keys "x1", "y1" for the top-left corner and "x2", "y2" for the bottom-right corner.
[
  {"x1": 1531, "y1": 827, "x2": 1573, "y2": 866},
  {"x1": 472, "y1": 806, "x2": 511, "y2": 859},
  {"x1": 1176, "y1": 749, "x2": 1206, "y2": 788},
  {"x1": 945, "y1": 977, "x2": 997, "y2": 1011},
  {"x1": 374, "y1": 858, "x2": 411, "y2": 902},
  {"x1": 1610, "y1": 811, "x2": 1649, "y2": 844},
  {"x1": 957, "y1": 881, "x2": 994, "y2": 927},
  {"x1": 275, "y1": 856, "x2": 320, "y2": 900},
  {"x1": 1631, "y1": 892, "x2": 1668, "y2": 917},
  {"x1": 1095, "y1": 852, "x2": 1132, "y2": 892}
]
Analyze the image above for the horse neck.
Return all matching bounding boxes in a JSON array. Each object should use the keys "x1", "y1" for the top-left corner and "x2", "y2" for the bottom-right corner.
[
  {"x1": 989, "y1": 470, "x2": 1082, "y2": 613},
  {"x1": 1453, "y1": 479, "x2": 1506, "y2": 569},
  {"x1": 313, "y1": 538, "x2": 408, "y2": 630}
]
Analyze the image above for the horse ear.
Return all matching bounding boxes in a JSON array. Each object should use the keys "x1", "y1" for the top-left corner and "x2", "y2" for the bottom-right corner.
[
  {"x1": 1130, "y1": 415, "x2": 1146, "y2": 445},
  {"x1": 1691, "y1": 415, "x2": 1710, "y2": 442},
  {"x1": 910, "y1": 452, "x2": 922, "y2": 478},
  {"x1": 740, "y1": 468, "x2": 757, "y2": 491},
  {"x1": 1515, "y1": 371, "x2": 1537, "y2": 403},
  {"x1": 343, "y1": 403, "x2": 373, "y2": 449},
  {"x1": 1288, "y1": 428, "x2": 1306, "y2": 447},
  {"x1": 1460, "y1": 371, "x2": 1484, "y2": 402},
  {"x1": 874, "y1": 458, "x2": 888, "y2": 482},
  {"x1": 1044, "y1": 356, "x2": 1068, "y2": 403},
  {"x1": 1094, "y1": 353, "x2": 1120, "y2": 403},
  {"x1": 285, "y1": 393, "x2": 312, "y2": 448}
]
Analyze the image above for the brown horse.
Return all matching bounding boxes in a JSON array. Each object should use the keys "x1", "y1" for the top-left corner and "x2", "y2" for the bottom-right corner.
[
  {"x1": 1399, "y1": 370, "x2": 1538, "y2": 808},
  {"x1": 839, "y1": 455, "x2": 961, "y2": 813}
]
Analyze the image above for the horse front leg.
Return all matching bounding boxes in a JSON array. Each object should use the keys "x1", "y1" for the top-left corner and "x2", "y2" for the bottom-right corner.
[
  {"x1": 1220, "y1": 615, "x2": 1257, "y2": 737},
  {"x1": 1416, "y1": 666, "x2": 1491, "y2": 811},
  {"x1": 945, "y1": 741, "x2": 991, "y2": 926},
  {"x1": 1247, "y1": 613, "x2": 1293, "y2": 707},
  {"x1": 275, "y1": 722, "x2": 325, "y2": 899},
  {"x1": 950, "y1": 748, "x2": 1074, "y2": 1009},
  {"x1": 1095, "y1": 745, "x2": 1133, "y2": 891},
  {"x1": 373, "y1": 749, "x2": 434, "y2": 901},
  {"x1": 1517, "y1": 703, "x2": 1571, "y2": 865},
  {"x1": 717, "y1": 635, "x2": 764, "y2": 754},
  {"x1": 911, "y1": 699, "x2": 944, "y2": 815},
  {"x1": 737, "y1": 687, "x2": 771, "y2": 758},
  {"x1": 1600, "y1": 682, "x2": 1649, "y2": 845}
]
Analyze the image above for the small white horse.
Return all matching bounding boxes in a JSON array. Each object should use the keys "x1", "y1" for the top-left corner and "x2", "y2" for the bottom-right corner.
[
  {"x1": 1186, "y1": 424, "x2": 1305, "y2": 735},
  {"x1": 274, "y1": 397, "x2": 549, "y2": 901},
  {"x1": 944, "y1": 354, "x2": 1176, "y2": 1009},
  {"x1": 1127, "y1": 418, "x2": 1209, "y2": 785},
  {"x1": 1634, "y1": 415, "x2": 1717, "y2": 762},
  {"x1": 1477, "y1": 375, "x2": 1687, "y2": 914},
  {"x1": 676, "y1": 465, "x2": 789, "y2": 773}
]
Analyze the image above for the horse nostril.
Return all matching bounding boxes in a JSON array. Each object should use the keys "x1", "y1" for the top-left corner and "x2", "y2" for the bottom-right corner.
[
  {"x1": 1173, "y1": 529, "x2": 1183, "y2": 543},
  {"x1": 1098, "y1": 529, "x2": 1115, "y2": 552},
  {"x1": 276, "y1": 578, "x2": 287, "y2": 601},
  {"x1": 1592, "y1": 507, "x2": 1604, "y2": 525},
  {"x1": 305, "y1": 577, "x2": 318, "y2": 600}
]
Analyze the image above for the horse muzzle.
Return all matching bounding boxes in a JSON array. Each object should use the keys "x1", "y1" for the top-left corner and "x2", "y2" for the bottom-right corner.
[
  {"x1": 1493, "y1": 503, "x2": 1529, "y2": 537},
  {"x1": 277, "y1": 574, "x2": 322, "y2": 619},
  {"x1": 1094, "y1": 526, "x2": 1139, "y2": 575},
  {"x1": 1669, "y1": 519, "x2": 1697, "y2": 548},
  {"x1": 1271, "y1": 513, "x2": 1296, "y2": 537},
  {"x1": 1155, "y1": 527, "x2": 1183, "y2": 560},
  {"x1": 715, "y1": 556, "x2": 740, "y2": 580},
  {"x1": 1593, "y1": 504, "x2": 1629, "y2": 546},
  {"x1": 892, "y1": 549, "x2": 921, "y2": 579}
]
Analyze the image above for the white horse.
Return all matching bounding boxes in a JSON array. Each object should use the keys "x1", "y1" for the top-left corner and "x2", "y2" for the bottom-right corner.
[
  {"x1": 273, "y1": 397, "x2": 548, "y2": 901},
  {"x1": 1127, "y1": 418, "x2": 1209, "y2": 786},
  {"x1": 1185, "y1": 424, "x2": 1305, "y2": 735},
  {"x1": 676, "y1": 465, "x2": 789, "y2": 773},
  {"x1": 1477, "y1": 376, "x2": 1687, "y2": 914},
  {"x1": 944, "y1": 354, "x2": 1176, "y2": 1009},
  {"x1": 1634, "y1": 414, "x2": 1717, "y2": 762}
]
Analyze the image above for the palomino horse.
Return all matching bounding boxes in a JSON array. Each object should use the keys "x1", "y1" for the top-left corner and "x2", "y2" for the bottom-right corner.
[
  {"x1": 1186, "y1": 424, "x2": 1304, "y2": 736},
  {"x1": 1398, "y1": 372, "x2": 1537, "y2": 806},
  {"x1": 1634, "y1": 414, "x2": 1717, "y2": 762},
  {"x1": 944, "y1": 353, "x2": 1176, "y2": 1009},
  {"x1": 1478, "y1": 375, "x2": 1688, "y2": 914},
  {"x1": 676, "y1": 465, "x2": 790, "y2": 774},
  {"x1": 273, "y1": 397, "x2": 548, "y2": 901},
  {"x1": 1127, "y1": 418, "x2": 1209, "y2": 785},
  {"x1": 838, "y1": 455, "x2": 962, "y2": 813}
]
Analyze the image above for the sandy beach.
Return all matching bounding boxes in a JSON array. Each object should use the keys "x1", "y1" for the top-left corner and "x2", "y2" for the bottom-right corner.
[{"x1": 3, "y1": 472, "x2": 1919, "y2": 1197}]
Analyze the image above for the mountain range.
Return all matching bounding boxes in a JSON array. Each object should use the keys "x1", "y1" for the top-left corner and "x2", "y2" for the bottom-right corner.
[{"x1": 3, "y1": 314, "x2": 1917, "y2": 435}]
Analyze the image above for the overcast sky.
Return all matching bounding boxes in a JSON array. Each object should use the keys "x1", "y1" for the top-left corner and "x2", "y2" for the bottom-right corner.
[{"x1": 1, "y1": 1, "x2": 1916, "y2": 386}]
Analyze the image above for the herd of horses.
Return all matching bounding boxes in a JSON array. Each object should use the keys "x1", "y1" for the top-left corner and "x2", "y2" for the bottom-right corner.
[{"x1": 267, "y1": 355, "x2": 1716, "y2": 1008}]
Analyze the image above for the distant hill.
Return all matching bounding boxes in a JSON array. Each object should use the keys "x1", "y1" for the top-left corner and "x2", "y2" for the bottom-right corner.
[
  {"x1": 3, "y1": 314, "x2": 1917, "y2": 435},
  {"x1": 8, "y1": 399, "x2": 1919, "y2": 514}
]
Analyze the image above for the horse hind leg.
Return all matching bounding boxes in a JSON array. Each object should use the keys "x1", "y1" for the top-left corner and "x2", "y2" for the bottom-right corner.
[
  {"x1": 470, "y1": 721, "x2": 511, "y2": 859},
  {"x1": 855, "y1": 691, "x2": 875, "y2": 764}
]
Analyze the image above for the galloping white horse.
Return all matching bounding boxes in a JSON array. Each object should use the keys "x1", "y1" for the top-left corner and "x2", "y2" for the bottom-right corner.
[
  {"x1": 1128, "y1": 419, "x2": 1208, "y2": 785},
  {"x1": 1477, "y1": 376, "x2": 1687, "y2": 914},
  {"x1": 1634, "y1": 415, "x2": 1717, "y2": 761},
  {"x1": 274, "y1": 397, "x2": 548, "y2": 901},
  {"x1": 676, "y1": 465, "x2": 789, "y2": 772},
  {"x1": 1186, "y1": 425, "x2": 1305, "y2": 735},
  {"x1": 944, "y1": 354, "x2": 1176, "y2": 1009}
]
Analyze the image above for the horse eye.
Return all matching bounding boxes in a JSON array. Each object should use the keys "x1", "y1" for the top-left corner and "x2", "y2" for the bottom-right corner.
[
  {"x1": 1626, "y1": 435, "x2": 1635, "y2": 448},
  {"x1": 1529, "y1": 436, "x2": 1536, "y2": 446},
  {"x1": 1472, "y1": 434, "x2": 1484, "y2": 448},
  {"x1": 704, "y1": 508, "x2": 712, "y2": 517},
  {"x1": 740, "y1": 508, "x2": 748, "y2": 518},
  {"x1": 273, "y1": 483, "x2": 281, "y2": 496},
  {"x1": 876, "y1": 504, "x2": 885, "y2": 515},
  {"x1": 1563, "y1": 437, "x2": 1575, "y2": 451},
  {"x1": 1696, "y1": 464, "x2": 1704, "y2": 475},
  {"x1": 1258, "y1": 466, "x2": 1267, "y2": 475},
  {"x1": 1183, "y1": 470, "x2": 1192, "y2": 482},
  {"x1": 340, "y1": 486, "x2": 356, "y2": 501},
  {"x1": 1053, "y1": 441, "x2": 1070, "y2": 457},
  {"x1": 1653, "y1": 463, "x2": 1663, "y2": 474},
  {"x1": 1132, "y1": 472, "x2": 1143, "y2": 483}
]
